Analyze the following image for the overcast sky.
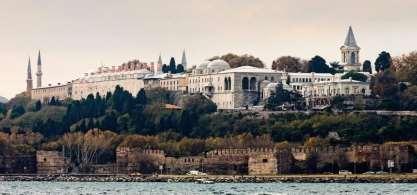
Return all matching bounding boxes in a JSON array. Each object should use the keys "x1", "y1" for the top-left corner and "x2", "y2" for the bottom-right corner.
[{"x1": 1, "y1": 0, "x2": 417, "y2": 99}]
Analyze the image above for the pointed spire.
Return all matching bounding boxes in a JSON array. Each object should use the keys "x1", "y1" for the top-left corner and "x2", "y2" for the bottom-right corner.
[
  {"x1": 344, "y1": 26, "x2": 358, "y2": 47},
  {"x1": 157, "y1": 53, "x2": 163, "y2": 65},
  {"x1": 36, "y1": 50, "x2": 42, "y2": 88},
  {"x1": 37, "y1": 50, "x2": 42, "y2": 66},
  {"x1": 181, "y1": 49, "x2": 187, "y2": 70},
  {"x1": 27, "y1": 57, "x2": 32, "y2": 80}
]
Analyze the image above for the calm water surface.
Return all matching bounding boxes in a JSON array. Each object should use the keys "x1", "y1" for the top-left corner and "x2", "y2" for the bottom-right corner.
[{"x1": 0, "y1": 181, "x2": 416, "y2": 195}]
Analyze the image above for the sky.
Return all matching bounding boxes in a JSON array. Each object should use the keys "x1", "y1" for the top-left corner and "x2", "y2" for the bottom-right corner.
[{"x1": 1, "y1": 0, "x2": 417, "y2": 99}]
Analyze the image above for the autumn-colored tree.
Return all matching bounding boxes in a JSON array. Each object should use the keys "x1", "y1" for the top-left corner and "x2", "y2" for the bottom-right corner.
[
  {"x1": 272, "y1": 56, "x2": 305, "y2": 72},
  {"x1": 119, "y1": 134, "x2": 159, "y2": 149},
  {"x1": 396, "y1": 51, "x2": 417, "y2": 85},
  {"x1": 372, "y1": 69, "x2": 398, "y2": 98},
  {"x1": 61, "y1": 129, "x2": 119, "y2": 170},
  {"x1": 209, "y1": 53, "x2": 264, "y2": 68}
]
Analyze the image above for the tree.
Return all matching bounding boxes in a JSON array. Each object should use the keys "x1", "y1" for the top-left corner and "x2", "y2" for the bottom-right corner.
[
  {"x1": 210, "y1": 53, "x2": 264, "y2": 68},
  {"x1": 135, "y1": 89, "x2": 147, "y2": 105},
  {"x1": 341, "y1": 71, "x2": 368, "y2": 82},
  {"x1": 375, "y1": 51, "x2": 392, "y2": 72},
  {"x1": 176, "y1": 64, "x2": 184, "y2": 73},
  {"x1": 363, "y1": 60, "x2": 372, "y2": 74},
  {"x1": 329, "y1": 61, "x2": 343, "y2": 73},
  {"x1": 271, "y1": 56, "x2": 304, "y2": 72},
  {"x1": 161, "y1": 64, "x2": 169, "y2": 73},
  {"x1": 169, "y1": 57, "x2": 176, "y2": 74},
  {"x1": 10, "y1": 105, "x2": 25, "y2": 119},
  {"x1": 61, "y1": 129, "x2": 119, "y2": 171},
  {"x1": 0, "y1": 103, "x2": 6, "y2": 120},
  {"x1": 331, "y1": 96, "x2": 345, "y2": 110},
  {"x1": 372, "y1": 69, "x2": 399, "y2": 99},
  {"x1": 265, "y1": 83, "x2": 304, "y2": 110},
  {"x1": 34, "y1": 100, "x2": 42, "y2": 112},
  {"x1": 307, "y1": 56, "x2": 332, "y2": 73},
  {"x1": 396, "y1": 51, "x2": 417, "y2": 85}
]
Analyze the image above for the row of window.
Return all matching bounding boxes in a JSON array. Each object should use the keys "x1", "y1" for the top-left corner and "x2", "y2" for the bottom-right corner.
[
  {"x1": 305, "y1": 87, "x2": 366, "y2": 97},
  {"x1": 81, "y1": 73, "x2": 144, "y2": 83},
  {"x1": 33, "y1": 87, "x2": 68, "y2": 94}
]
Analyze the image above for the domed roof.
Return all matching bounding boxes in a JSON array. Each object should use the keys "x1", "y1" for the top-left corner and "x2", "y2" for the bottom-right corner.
[
  {"x1": 197, "y1": 61, "x2": 210, "y2": 70},
  {"x1": 207, "y1": 59, "x2": 230, "y2": 70}
]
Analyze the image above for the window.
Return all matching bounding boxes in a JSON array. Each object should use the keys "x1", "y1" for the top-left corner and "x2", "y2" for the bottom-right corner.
[
  {"x1": 249, "y1": 77, "x2": 256, "y2": 90},
  {"x1": 262, "y1": 159, "x2": 268, "y2": 163},
  {"x1": 350, "y1": 52, "x2": 356, "y2": 64},
  {"x1": 242, "y1": 77, "x2": 249, "y2": 90}
]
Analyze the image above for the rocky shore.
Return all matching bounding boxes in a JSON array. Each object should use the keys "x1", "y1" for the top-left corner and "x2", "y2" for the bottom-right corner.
[{"x1": 1, "y1": 174, "x2": 417, "y2": 183}]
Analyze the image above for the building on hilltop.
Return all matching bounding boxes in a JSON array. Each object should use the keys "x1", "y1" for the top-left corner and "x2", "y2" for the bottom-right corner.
[{"x1": 27, "y1": 28, "x2": 370, "y2": 108}]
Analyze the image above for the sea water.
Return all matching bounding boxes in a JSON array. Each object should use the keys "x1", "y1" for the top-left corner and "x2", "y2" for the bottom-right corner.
[{"x1": 0, "y1": 181, "x2": 416, "y2": 195}]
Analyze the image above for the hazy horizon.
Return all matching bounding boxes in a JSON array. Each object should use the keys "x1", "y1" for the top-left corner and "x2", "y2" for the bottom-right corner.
[{"x1": 1, "y1": 0, "x2": 417, "y2": 99}]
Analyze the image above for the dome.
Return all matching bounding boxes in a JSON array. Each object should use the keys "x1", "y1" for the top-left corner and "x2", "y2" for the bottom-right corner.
[
  {"x1": 207, "y1": 59, "x2": 230, "y2": 71},
  {"x1": 197, "y1": 61, "x2": 210, "y2": 70}
]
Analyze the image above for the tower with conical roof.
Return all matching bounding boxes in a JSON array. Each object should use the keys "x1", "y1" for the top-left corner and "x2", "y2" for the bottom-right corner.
[
  {"x1": 26, "y1": 57, "x2": 33, "y2": 97},
  {"x1": 340, "y1": 26, "x2": 361, "y2": 71},
  {"x1": 36, "y1": 50, "x2": 43, "y2": 87},
  {"x1": 181, "y1": 50, "x2": 187, "y2": 70}
]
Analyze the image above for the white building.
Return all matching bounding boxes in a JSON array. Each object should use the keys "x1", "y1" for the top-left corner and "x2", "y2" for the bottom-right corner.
[
  {"x1": 71, "y1": 68, "x2": 152, "y2": 100},
  {"x1": 188, "y1": 60, "x2": 285, "y2": 109}
]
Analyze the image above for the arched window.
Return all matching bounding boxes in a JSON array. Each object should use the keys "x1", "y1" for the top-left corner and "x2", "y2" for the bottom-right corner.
[
  {"x1": 242, "y1": 77, "x2": 249, "y2": 90},
  {"x1": 361, "y1": 88, "x2": 366, "y2": 94},
  {"x1": 250, "y1": 77, "x2": 257, "y2": 90},
  {"x1": 224, "y1": 78, "x2": 228, "y2": 90},
  {"x1": 350, "y1": 52, "x2": 356, "y2": 64},
  {"x1": 228, "y1": 77, "x2": 232, "y2": 90}
]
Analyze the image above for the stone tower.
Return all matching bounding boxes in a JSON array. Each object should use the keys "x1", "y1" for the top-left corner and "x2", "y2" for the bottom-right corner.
[
  {"x1": 26, "y1": 57, "x2": 33, "y2": 97},
  {"x1": 340, "y1": 26, "x2": 361, "y2": 71},
  {"x1": 36, "y1": 50, "x2": 43, "y2": 88},
  {"x1": 181, "y1": 50, "x2": 187, "y2": 70},
  {"x1": 155, "y1": 53, "x2": 163, "y2": 74}
]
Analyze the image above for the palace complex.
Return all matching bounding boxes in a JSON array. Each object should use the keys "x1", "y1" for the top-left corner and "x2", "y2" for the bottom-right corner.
[{"x1": 26, "y1": 27, "x2": 370, "y2": 109}]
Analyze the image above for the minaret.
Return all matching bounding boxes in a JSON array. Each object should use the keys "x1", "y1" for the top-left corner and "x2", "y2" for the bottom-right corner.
[
  {"x1": 181, "y1": 50, "x2": 187, "y2": 70},
  {"x1": 340, "y1": 26, "x2": 361, "y2": 71},
  {"x1": 26, "y1": 57, "x2": 33, "y2": 97},
  {"x1": 36, "y1": 50, "x2": 42, "y2": 88},
  {"x1": 155, "y1": 53, "x2": 163, "y2": 74}
]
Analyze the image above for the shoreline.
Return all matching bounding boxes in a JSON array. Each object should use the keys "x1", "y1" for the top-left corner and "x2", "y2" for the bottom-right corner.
[{"x1": 1, "y1": 174, "x2": 417, "y2": 183}]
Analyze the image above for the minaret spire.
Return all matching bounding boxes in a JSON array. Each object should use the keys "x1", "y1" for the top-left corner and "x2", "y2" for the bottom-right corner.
[
  {"x1": 344, "y1": 26, "x2": 358, "y2": 47},
  {"x1": 36, "y1": 50, "x2": 42, "y2": 88},
  {"x1": 157, "y1": 53, "x2": 163, "y2": 65},
  {"x1": 181, "y1": 49, "x2": 187, "y2": 70},
  {"x1": 26, "y1": 57, "x2": 33, "y2": 97},
  {"x1": 155, "y1": 53, "x2": 163, "y2": 74}
]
